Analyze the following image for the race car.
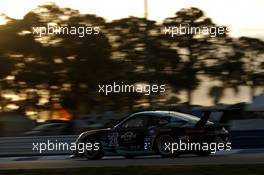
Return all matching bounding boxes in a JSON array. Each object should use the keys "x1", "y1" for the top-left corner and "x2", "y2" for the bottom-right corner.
[{"x1": 73, "y1": 111, "x2": 229, "y2": 160}]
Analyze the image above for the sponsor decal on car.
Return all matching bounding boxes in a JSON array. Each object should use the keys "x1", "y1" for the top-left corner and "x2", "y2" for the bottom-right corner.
[{"x1": 121, "y1": 131, "x2": 137, "y2": 141}]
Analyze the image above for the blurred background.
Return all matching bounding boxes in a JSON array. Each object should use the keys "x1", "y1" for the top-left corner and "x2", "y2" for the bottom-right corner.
[{"x1": 0, "y1": 0, "x2": 263, "y2": 137}]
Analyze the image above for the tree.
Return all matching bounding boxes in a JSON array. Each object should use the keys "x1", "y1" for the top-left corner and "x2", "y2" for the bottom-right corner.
[
  {"x1": 2, "y1": 3, "x2": 122, "y2": 114},
  {"x1": 205, "y1": 36, "x2": 246, "y2": 104},
  {"x1": 238, "y1": 37, "x2": 264, "y2": 100},
  {"x1": 162, "y1": 7, "x2": 221, "y2": 105},
  {"x1": 208, "y1": 86, "x2": 224, "y2": 105},
  {"x1": 107, "y1": 17, "x2": 181, "y2": 107}
]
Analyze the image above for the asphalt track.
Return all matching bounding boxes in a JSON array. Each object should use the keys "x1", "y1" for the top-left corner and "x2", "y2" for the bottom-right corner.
[{"x1": 0, "y1": 152, "x2": 264, "y2": 170}]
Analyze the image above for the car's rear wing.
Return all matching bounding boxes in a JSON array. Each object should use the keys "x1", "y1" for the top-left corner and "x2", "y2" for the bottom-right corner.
[{"x1": 195, "y1": 111, "x2": 210, "y2": 128}]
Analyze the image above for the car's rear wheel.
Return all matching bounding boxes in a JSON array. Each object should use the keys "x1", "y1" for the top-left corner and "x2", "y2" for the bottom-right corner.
[
  {"x1": 155, "y1": 134, "x2": 179, "y2": 158},
  {"x1": 84, "y1": 137, "x2": 104, "y2": 160},
  {"x1": 196, "y1": 136, "x2": 224, "y2": 157}
]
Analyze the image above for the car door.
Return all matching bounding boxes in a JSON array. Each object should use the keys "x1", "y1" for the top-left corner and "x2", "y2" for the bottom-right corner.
[{"x1": 117, "y1": 115, "x2": 150, "y2": 152}]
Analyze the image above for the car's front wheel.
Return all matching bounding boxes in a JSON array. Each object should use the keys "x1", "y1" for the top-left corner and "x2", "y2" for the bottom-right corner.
[
  {"x1": 155, "y1": 134, "x2": 179, "y2": 158},
  {"x1": 84, "y1": 137, "x2": 104, "y2": 160}
]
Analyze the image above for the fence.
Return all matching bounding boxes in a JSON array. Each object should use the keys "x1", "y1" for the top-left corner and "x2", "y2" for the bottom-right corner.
[{"x1": 0, "y1": 130, "x2": 264, "y2": 157}]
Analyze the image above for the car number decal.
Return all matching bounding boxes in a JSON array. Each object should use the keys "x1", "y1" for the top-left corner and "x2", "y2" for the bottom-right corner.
[{"x1": 108, "y1": 132, "x2": 119, "y2": 146}]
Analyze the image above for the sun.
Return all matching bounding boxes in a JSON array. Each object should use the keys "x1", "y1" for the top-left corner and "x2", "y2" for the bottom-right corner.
[
  {"x1": 0, "y1": 1, "x2": 44, "y2": 20},
  {"x1": 0, "y1": 15, "x2": 8, "y2": 25}
]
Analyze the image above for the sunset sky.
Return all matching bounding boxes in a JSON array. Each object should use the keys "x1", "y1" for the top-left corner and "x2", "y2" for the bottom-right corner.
[{"x1": 0, "y1": 0, "x2": 263, "y2": 39}]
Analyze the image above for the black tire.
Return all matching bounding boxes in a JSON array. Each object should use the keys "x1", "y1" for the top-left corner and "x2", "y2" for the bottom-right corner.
[
  {"x1": 196, "y1": 136, "x2": 223, "y2": 157},
  {"x1": 155, "y1": 134, "x2": 180, "y2": 158},
  {"x1": 84, "y1": 137, "x2": 104, "y2": 160}
]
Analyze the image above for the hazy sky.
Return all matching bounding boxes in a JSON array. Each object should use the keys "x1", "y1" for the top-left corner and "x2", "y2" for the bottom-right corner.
[{"x1": 0, "y1": 0, "x2": 263, "y2": 39}]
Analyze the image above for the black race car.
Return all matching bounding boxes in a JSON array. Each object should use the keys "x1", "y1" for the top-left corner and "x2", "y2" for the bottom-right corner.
[{"x1": 73, "y1": 111, "x2": 229, "y2": 160}]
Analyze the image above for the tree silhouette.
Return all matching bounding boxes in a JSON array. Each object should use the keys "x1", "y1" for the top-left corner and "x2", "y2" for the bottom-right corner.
[
  {"x1": 0, "y1": 3, "x2": 121, "y2": 114},
  {"x1": 107, "y1": 17, "x2": 181, "y2": 107},
  {"x1": 208, "y1": 86, "x2": 224, "y2": 105},
  {"x1": 205, "y1": 36, "x2": 246, "y2": 103},
  {"x1": 0, "y1": 4, "x2": 263, "y2": 116},
  {"x1": 238, "y1": 37, "x2": 264, "y2": 100},
  {"x1": 163, "y1": 7, "x2": 224, "y2": 105}
]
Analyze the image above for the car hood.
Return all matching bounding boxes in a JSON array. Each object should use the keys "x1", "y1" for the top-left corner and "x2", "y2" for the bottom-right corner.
[
  {"x1": 81, "y1": 128, "x2": 111, "y2": 135},
  {"x1": 76, "y1": 128, "x2": 111, "y2": 142}
]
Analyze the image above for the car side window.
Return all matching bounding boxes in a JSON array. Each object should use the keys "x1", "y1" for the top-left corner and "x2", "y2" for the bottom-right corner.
[
  {"x1": 170, "y1": 117, "x2": 186, "y2": 125},
  {"x1": 120, "y1": 116, "x2": 147, "y2": 129},
  {"x1": 149, "y1": 117, "x2": 169, "y2": 127}
]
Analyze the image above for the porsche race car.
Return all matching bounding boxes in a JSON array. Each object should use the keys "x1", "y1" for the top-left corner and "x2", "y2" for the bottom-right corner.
[{"x1": 73, "y1": 111, "x2": 229, "y2": 160}]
